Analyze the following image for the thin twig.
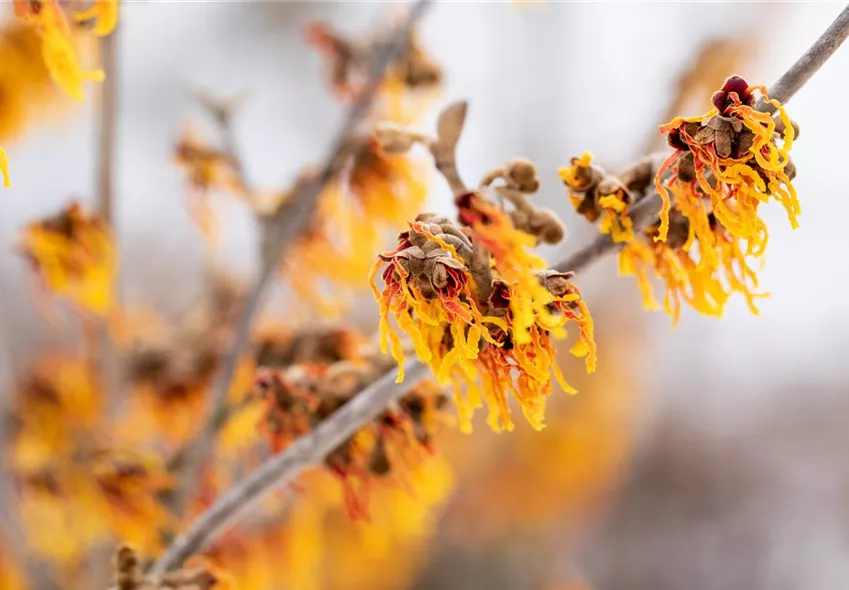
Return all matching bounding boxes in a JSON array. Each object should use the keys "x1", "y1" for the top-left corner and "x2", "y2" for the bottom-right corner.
[
  {"x1": 96, "y1": 27, "x2": 120, "y2": 418},
  {"x1": 757, "y1": 3, "x2": 849, "y2": 109},
  {"x1": 0, "y1": 314, "x2": 60, "y2": 590},
  {"x1": 165, "y1": 0, "x2": 433, "y2": 520},
  {"x1": 150, "y1": 5, "x2": 849, "y2": 575}
]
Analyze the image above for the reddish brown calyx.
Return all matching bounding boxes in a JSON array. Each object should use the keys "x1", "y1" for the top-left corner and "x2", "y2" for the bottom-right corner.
[{"x1": 711, "y1": 75, "x2": 754, "y2": 115}]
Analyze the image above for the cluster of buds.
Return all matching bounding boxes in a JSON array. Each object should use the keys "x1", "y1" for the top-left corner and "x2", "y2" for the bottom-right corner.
[
  {"x1": 16, "y1": 201, "x2": 116, "y2": 318},
  {"x1": 560, "y1": 152, "x2": 662, "y2": 244},
  {"x1": 12, "y1": 0, "x2": 111, "y2": 101},
  {"x1": 560, "y1": 75, "x2": 794, "y2": 325},
  {"x1": 254, "y1": 345, "x2": 449, "y2": 519},
  {"x1": 370, "y1": 102, "x2": 596, "y2": 432},
  {"x1": 305, "y1": 20, "x2": 442, "y2": 121}
]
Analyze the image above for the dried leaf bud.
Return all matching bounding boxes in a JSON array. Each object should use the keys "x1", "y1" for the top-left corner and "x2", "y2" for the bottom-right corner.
[
  {"x1": 783, "y1": 157, "x2": 797, "y2": 181},
  {"x1": 529, "y1": 208, "x2": 565, "y2": 244},
  {"x1": 374, "y1": 125, "x2": 416, "y2": 154},
  {"x1": 505, "y1": 158, "x2": 540, "y2": 193},
  {"x1": 676, "y1": 151, "x2": 696, "y2": 183},
  {"x1": 436, "y1": 101, "x2": 467, "y2": 151},
  {"x1": 597, "y1": 178, "x2": 631, "y2": 204}
]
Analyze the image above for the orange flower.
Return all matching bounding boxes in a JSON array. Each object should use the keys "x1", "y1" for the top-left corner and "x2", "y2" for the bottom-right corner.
[
  {"x1": 11, "y1": 354, "x2": 101, "y2": 474},
  {"x1": 14, "y1": 0, "x2": 104, "y2": 101},
  {"x1": 254, "y1": 360, "x2": 450, "y2": 520},
  {"x1": 350, "y1": 137, "x2": 427, "y2": 227},
  {"x1": 654, "y1": 75, "x2": 797, "y2": 252},
  {"x1": 17, "y1": 201, "x2": 116, "y2": 317},
  {"x1": 370, "y1": 223, "x2": 501, "y2": 384},
  {"x1": 455, "y1": 192, "x2": 560, "y2": 346},
  {"x1": 372, "y1": 220, "x2": 596, "y2": 432}
]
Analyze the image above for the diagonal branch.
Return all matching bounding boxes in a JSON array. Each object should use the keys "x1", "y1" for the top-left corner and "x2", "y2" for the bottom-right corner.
[
  {"x1": 150, "y1": 3, "x2": 849, "y2": 575},
  {"x1": 165, "y1": 0, "x2": 433, "y2": 520}
]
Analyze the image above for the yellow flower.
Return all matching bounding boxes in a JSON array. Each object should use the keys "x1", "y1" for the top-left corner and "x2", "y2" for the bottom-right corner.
[
  {"x1": 618, "y1": 208, "x2": 766, "y2": 326},
  {"x1": 278, "y1": 141, "x2": 427, "y2": 317},
  {"x1": 598, "y1": 190, "x2": 635, "y2": 243},
  {"x1": 1, "y1": 22, "x2": 59, "y2": 143},
  {"x1": 282, "y1": 183, "x2": 377, "y2": 317},
  {"x1": 0, "y1": 145, "x2": 9, "y2": 187},
  {"x1": 455, "y1": 192, "x2": 559, "y2": 346},
  {"x1": 74, "y1": 0, "x2": 119, "y2": 37},
  {"x1": 14, "y1": 0, "x2": 104, "y2": 102},
  {"x1": 11, "y1": 355, "x2": 101, "y2": 474},
  {"x1": 372, "y1": 219, "x2": 596, "y2": 433},
  {"x1": 350, "y1": 137, "x2": 428, "y2": 227},
  {"x1": 654, "y1": 75, "x2": 797, "y2": 251},
  {"x1": 17, "y1": 202, "x2": 116, "y2": 317}
]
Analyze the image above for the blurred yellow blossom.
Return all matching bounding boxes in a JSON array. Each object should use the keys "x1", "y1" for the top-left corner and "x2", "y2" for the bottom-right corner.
[
  {"x1": 74, "y1": 0, "x2": 119, "y2": 37},
  {"x1": 13, "y1": 0, "x2": 104, "y2": 102},
  {"x1": 17, "y1": 201, "x2": 116, "y2": 317}
]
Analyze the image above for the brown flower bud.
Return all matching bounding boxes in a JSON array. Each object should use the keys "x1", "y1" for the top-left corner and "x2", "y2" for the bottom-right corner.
[
  {"x1": 506, "y1": 158, "x2": 540, "y2": 193},
  {"x1": 374, "y1": 125, "x2": 416, "y2": 154}
]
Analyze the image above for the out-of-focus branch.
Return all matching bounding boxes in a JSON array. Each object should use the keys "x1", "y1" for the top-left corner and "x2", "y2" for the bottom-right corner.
[
  {"x1": 149, "y1": 4, "x2": 849, "y2": 577},
  {"x1": 150, "y1": 359, "x2": 430, "y2": 574},
  {"x1": 96, "y1": 23, "x2": 120, "y2": 416},
  {"x1": 0, "y1": 314, "x2": 59, "y2": 590},
  {"x1": 165, "y1": 0, "x2": 433, "y2": 520}
]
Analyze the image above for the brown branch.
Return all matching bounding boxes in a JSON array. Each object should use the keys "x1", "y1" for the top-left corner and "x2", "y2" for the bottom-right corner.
[
  {"x1": 96, "y1": 23, "x2": 120, "y2": 417},
  {"x1": 149, "y1": 5, "x2": 849, "y2": 576},
  {"x1": 150, "y1": 359, "x2": 430, "y2": 574},
  {"x1": 164, "y1": 0, "x2": 433, "y2": 521},
  {"x1": 757, "y1": 4, "x2": 849, "y2": 108}
]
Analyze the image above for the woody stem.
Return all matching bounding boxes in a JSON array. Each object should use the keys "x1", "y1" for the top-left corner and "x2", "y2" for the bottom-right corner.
[{"x1": 95, "y1": 23, "x2": 121, "y2": 417}]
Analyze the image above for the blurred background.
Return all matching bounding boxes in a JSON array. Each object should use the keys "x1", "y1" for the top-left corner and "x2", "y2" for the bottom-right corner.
[{"x1": 3, "y1": 2, "x2": 849, "y2": 589}]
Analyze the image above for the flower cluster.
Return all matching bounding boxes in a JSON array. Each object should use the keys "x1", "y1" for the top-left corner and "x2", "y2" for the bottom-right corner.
[
  {"x1": 368, "y1": 103, "x2": 596, "y2": 432},
  {"x1": 561, "y1": 76, "x2": 792, "y2": 325},
  {"x1": 654, "y1": 75, "x2": 798, "y2": 251},
  {"x1": 0, "y1": 22, "x2": 57, "y2": 144},
  {"x1": 12, "y1": 0, "x2": 115, "y2": 102},
  {"x1": 10, "y1": 356, "x2": 173, "y2": 562},
  {"x1": 254, "y1": 347, "x2": 450, "y2": 520},
  {"x1": 17, "y1": 201, "x2": 117, "y2": 318}
]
